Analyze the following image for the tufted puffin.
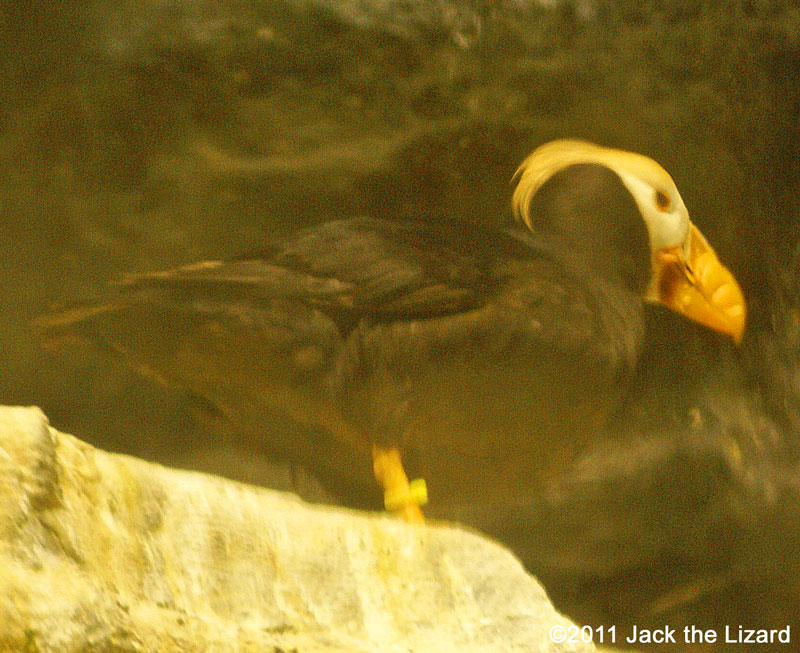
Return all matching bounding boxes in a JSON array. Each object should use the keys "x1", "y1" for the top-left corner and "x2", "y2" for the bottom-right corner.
[{"x1": 39, "y1": 140, "x2": 746, "y2": 522}]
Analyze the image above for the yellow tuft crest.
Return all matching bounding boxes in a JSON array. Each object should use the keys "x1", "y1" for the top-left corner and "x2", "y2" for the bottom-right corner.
[{"x1": 511, "y1": 139, "x2": 676, "y2": 231}]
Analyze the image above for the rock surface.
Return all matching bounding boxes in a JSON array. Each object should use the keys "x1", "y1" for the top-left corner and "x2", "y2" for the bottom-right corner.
[{"x1": 0, "y1": 405, "x2": 593, "y2": 653}]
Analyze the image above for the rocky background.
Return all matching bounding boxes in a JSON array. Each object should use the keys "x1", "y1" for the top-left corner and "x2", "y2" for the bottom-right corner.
[{"x1": 2, "y1": 1, "x2": 800, "y2": 650}]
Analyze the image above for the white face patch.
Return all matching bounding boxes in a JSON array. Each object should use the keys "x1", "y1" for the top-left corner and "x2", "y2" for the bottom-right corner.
[{"x1": 612, "y1": 168, "x2": 691, "y2": 253}]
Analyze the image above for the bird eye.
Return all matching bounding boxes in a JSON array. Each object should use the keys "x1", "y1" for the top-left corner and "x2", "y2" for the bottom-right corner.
[{"x1": 655, "y1": 190, "x2": 671, "y2": 211}]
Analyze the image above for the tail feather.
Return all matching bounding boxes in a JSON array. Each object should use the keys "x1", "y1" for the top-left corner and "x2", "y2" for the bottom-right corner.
[
  {"x1": 34, "y1": 301, "x2": 124, "y2": 332},
  {"x1": 34, "y1": 300, "x2": 127, "y2": 352}
]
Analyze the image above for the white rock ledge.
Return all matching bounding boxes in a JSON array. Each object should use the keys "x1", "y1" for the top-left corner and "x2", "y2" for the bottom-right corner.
[{"x1": 0, "y1": 405, "x2": 593, "y2": 652}]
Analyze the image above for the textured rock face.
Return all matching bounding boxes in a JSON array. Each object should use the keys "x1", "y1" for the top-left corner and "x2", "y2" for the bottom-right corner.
[{"x1": 0, "y1": 405, "x2": 592, "y2": 653}]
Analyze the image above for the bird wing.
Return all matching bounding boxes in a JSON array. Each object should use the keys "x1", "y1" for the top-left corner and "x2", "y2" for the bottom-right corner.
[
  {"x1": 115, "y1": 217, "x2": 530, "y2": 332},
  {"x1": 61, "y1": 216, "x2": 629, "y2": 366}
]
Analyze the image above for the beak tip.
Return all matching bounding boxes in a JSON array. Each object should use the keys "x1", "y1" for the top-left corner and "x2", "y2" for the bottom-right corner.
[
  {"x1": 724, "y1": 288, "x2": 747, "y2": 346},
  {"x1": 731, "y1": 315, "x2": 746, "y2": 346},
  {"x1": 653, "y1": 230, "x2": 747, "y2": 344}
]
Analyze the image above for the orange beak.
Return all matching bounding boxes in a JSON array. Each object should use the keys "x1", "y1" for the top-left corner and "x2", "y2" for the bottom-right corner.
[{"x1": 650, "y1": 224, "x2": 746, "y2": 344}]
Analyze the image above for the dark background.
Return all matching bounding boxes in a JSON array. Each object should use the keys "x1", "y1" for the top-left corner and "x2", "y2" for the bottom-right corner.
[{"x1": 2, "y1": 1, "x2": 800, "y2": 650}]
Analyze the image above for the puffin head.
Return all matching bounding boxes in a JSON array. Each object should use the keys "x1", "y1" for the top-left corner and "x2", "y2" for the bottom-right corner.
[{"x1": 512, "y1": 139, "x2": 746, "y2": 344}]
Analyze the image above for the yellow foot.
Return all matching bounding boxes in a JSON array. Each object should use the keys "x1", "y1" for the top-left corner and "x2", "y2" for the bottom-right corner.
[{"x1": 372, "y1": 445, "x2": 427, "y2": 523}]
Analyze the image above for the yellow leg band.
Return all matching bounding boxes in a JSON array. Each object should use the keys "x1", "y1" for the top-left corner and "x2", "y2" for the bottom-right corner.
[{"x1": 384, "y1": 478, "x2": 428, "y2": 512}]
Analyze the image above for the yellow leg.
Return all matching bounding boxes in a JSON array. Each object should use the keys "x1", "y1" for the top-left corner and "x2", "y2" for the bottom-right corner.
[{"x1": 371, "y1": 445, "x2": 427, "y2": 523}]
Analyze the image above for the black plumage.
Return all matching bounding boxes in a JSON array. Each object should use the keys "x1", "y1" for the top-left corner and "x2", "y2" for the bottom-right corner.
[{"x1": 41, "y1": 161, "x2": 656, "y2": 516}]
